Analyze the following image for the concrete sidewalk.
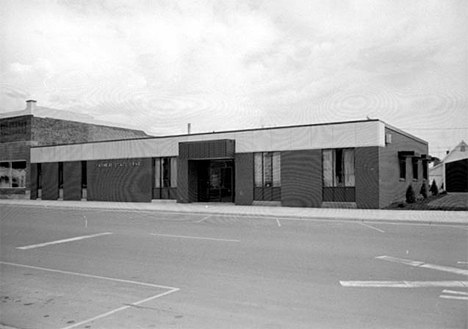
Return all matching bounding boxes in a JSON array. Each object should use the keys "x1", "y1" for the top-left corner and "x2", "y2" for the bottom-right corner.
[{"x1": 1, "y1": 199, "x2": 467, "y2": 225}]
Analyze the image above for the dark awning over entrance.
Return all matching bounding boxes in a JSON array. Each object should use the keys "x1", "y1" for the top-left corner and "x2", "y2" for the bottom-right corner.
[
  {"x1": 179, "y1": 139, "x2": 235, "y2": 160},
  {"x1": 398, "y1": 151, "x2": 420, "y2": 158}
]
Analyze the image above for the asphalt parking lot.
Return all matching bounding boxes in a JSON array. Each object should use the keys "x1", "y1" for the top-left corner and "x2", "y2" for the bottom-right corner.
[{"x1": 1, "y1": 203, "x2": 467, "y2": 328}]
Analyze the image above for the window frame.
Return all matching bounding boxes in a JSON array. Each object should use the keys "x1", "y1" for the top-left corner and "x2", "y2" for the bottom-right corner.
[
  {"x1": 154, "y1": 157, "x2": 177, "y2": 188},
  {"x1": 322, "y1": 148, "x2": 355, "y2": 187},
  {"x1": 0, "y1": 160, "x2": 27, "y2": 188},
  {"x1": 254, "y1": 151, "x2": 281, "y2": 188},
  {"x1": 399, "y1": 157, "x2": 406, "y2": 181}
]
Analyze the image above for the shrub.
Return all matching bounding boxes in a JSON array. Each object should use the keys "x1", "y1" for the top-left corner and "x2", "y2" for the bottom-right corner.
[
  {"x1": 420, "y1": 183, "x2": 428, "y2": 199},
  {"x1": 430, "y1": 180, "x2": 438, "y2": 196},
  {"x1": 406, "y1": 185, "x2": 416, "y2": 203}
]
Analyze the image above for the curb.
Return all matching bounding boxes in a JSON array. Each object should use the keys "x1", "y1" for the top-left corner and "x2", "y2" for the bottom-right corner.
[{"x1": 2, "y1": 201, "x2": 467, "y2": 226}]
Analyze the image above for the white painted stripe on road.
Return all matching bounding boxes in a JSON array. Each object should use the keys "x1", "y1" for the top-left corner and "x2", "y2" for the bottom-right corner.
[
  {"x1": 377, "y1": 255, "x2": 468, "y2": 276},
  {"x1": 276, "y1": 218, "x2": 281, "y2": 227},
  {"x1": 376, "y1": 256, "x2": 424, "y2": 266},
  {"x1": 0, "y1": 261, "x2": 179, "y2": 290},
  {"x1": 357, "y1": 222, "x2": 385, "y2": 233},
  {"x1": 16, "y1": 232, "x2": 113, "y2": 250},
  {"x1": 442, "y1": 290, "x2": 468, "y2": 296},
  {"x1": 150, "y1": 233, "x2": 240, "y2": 242},
  {"x1": 340, "y1": 281, "x2": 468, "y2": 288},
  {"x1": 196, "y1": 215, "x2": 212, "y2": 223},
  {"x1": 420, "y1": 263, "x2": 468, "y2": 276},
  {"x1": 457, "y1": 261, "x2": 468, "y2": 265},
  {"x1": 440, "y1": 295, "x2": 468, "y2": 301},
  {"x1": 61, "y1": 288, "x2": 180, "y2": 329}
]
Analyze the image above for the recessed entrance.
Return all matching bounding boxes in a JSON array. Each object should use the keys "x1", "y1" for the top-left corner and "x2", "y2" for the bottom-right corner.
[{"x1": 197, "y1": 160, "x2": 234, "y2": 202}]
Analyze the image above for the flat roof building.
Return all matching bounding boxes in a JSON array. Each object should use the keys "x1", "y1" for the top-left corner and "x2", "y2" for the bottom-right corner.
[{"x1": 19, "y1": 116, "x2": 430, "y2": 209}]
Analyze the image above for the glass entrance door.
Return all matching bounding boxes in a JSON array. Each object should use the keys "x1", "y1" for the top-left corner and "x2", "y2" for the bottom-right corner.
[{"x1": 199, "y1": 160, "x2": 234, "y2": 202}]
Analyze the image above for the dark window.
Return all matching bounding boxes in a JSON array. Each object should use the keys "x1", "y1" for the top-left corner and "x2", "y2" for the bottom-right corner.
[
  {"x1": 162, "y1": 158, "x2": 170, "y2": 187},
  {"x1": 422, "y1": 160, "x2": 428, "y2": 180},
  {"x1": 254, "y1": 152, "x2": 281, "y2": 187},
  {"x1": 323, "y1": 149, "x2": 355, "y2": 187},
  {"x1": 58, "y1": 162, "x2": 64, "y2": 189},
  {"x1": 412, "y1": 158, "x2": 418, "y2": 180},
  {"x1": 154, "y1": 157, "x2": 177, "y2": 188},
  {"x1": 399, "y1": 157, "x2": 406, "y2": 180},
  {"x1": 81, "y1": 161, "x2": 87, "y2": 188},
  {"x1": 37, "y1": 163, "x2": 42, "y2": 189}
]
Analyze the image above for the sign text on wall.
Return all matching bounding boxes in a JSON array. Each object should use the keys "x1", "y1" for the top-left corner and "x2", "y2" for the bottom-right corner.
[{"x1": 97, "y1": 161, "x2": 141, "y2": 168}]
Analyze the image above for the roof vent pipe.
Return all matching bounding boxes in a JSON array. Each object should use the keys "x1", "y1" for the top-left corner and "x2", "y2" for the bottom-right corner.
[
  {"x1": 26, "y1": 100, "x2": 37, "y2": 114},
  {"x1": 187, "y1": 123, "x2": 191, "y2": 135}
]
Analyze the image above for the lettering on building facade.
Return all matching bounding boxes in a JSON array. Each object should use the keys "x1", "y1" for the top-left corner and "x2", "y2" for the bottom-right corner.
[{"x1": 97, "y1": 161, "x2": 141, "y2": 168}]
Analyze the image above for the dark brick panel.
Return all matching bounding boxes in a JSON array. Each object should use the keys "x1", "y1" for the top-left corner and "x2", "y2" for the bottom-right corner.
[
  {"x1": 188, "y1": 161, "x2": 200, "y2": 202},
  {"x1": 42, "y1": 163, "x2": 59, "y2": 200},
  {"x1": 63, "y1": 161, "x2": 82, "y2": 200},
  {"x1": 355, "y1": 147, "x2": 379, "y2": 209},
  {"x1": 235, "y1": 153, "x2": 254, "y2": 205},
  {"x1": 281, "y1": 150, "x2": 322, "y2": 207},
  {"x1": 177, "y1": 159, "x2": 189, "y2": 203},
  {"x1": 179, "y1": 140, "x2": 235, "y2": 159},
  {"x1": 87, "y1": 158, "x2": 152, "y2": 202}
]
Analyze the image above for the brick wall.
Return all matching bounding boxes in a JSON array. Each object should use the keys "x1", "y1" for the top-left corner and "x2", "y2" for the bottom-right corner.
[
  {"x1": 0, "y1": 116, "x2": 32, "y2": 143},
  {"x1": 379, "y1": 128, "x2": 428, "y2": 208},
  {"x1": 32, "y1": 117, "x2": 149, "y2": 146}
]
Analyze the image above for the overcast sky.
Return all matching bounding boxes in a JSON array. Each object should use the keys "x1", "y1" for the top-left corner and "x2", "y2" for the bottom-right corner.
[{"x1": 1, "y1": 0, "x2": 467, "y2": 159}]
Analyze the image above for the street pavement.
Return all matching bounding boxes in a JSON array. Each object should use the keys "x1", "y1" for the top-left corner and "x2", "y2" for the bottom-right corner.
[{"x1": 1, "y1": 201, "x2": 467, "y2": 328}]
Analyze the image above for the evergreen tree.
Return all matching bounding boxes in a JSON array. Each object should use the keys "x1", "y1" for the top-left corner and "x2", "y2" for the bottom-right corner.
[
  {"x1": 420, "y1": 182, "x2": 428, "y2": 199},
  {"x1": 406, "y1": 185, "x2": 416, "y2": 203},
  {"x1": 430, "y1": 180, "x2": 438, "y2": 196}
]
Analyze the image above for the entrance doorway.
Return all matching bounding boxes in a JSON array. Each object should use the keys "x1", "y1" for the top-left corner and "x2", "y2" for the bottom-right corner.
[{"x1": 197, "y1": 160, "x2": 234, "y2": 202}]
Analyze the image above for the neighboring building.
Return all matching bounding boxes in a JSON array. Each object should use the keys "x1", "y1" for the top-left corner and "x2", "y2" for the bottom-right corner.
[
  {"x1": 0, "y1": 100, "x2": 151, "y2": 199},
  {"x1": 24, "y1": 118, "x2": 430, "y2": 209},
  {"x1": 429, "y1": 140, "x2": 468, "y2": 193}
]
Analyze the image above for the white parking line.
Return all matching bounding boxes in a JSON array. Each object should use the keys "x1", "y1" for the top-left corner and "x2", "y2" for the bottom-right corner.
[
  {"x1": 0, "y1": 262, "x2": 180, "y2": 329},
  {"x1": 276, "y1": 218, "x2": 281, "y2": 227},
  {"x1": 61, "y1": 288, "x2": 179, "y2": 329},
  {"x1": 17, "y1": 232, "x2": 113, "y2": 250},
  {"x1": 195, "y1": 215, "x2": 212, "y2": 223},
  {"x1": 340, "y1": 281, "x2": 468, "y2": 288},
  {"x1": 440, "y1": 295, "x2": 468, "y2": 301},
  {"x1": 150, "y1": 233, "x2": 240, "y2": 242},
  {"x1": 357, "y1": 222, "x2": 385, "y2": 233},
  {"x1": 377, "y1": 256, "x2": 468, "y2": 276},
  {"x1": 441, "y1": 289, "x2": 468, "y2": 296},
  {"x1": 0, "y1": 261, "x2": 178, "y2": 290}
]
